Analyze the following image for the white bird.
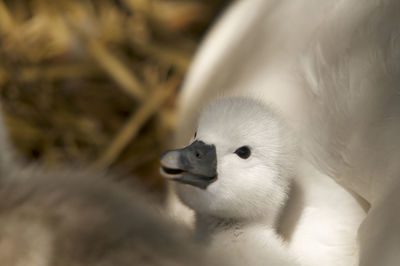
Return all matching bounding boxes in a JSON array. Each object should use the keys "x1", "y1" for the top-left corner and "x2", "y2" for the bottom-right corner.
[
  {"x1": 162, "y1": 96, "x2": 365, "y2": 266},
  {"x1": 161, "y1": 97, "x2": 300, "y2": 266},
  {"x1": 165, "y1": 0, "x2": 400, "y2": 265}
]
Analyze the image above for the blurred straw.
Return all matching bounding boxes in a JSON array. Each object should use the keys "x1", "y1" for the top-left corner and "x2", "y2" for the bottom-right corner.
[
  {"x1": 88, "y1": 39, "x2": 147, "y2": 101},
  {"x1": 0, "y1": 1, "x2": 14, "y2": 32},
  {"x1": 91, "y1": 76, "x2": 180, "y2": 170},
  {"x1": 0, "y1": 0, "x2": 229, "y2": 193},
  {"x1": 130, "y1": 39, "x2": 191, "y2": 73}
]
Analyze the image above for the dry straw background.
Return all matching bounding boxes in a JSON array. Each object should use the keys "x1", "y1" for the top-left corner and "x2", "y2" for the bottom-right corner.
[{"x1": 0, "y1": 0, "x2": 229, "y2": 200}]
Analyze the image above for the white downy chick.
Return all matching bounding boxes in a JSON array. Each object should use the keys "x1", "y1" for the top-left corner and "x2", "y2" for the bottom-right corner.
[{"x1": 161, "y1": 98, "x2": 300, "y2": 266}]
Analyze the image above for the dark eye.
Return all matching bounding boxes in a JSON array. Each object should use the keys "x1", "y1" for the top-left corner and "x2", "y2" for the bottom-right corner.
[{"x1": 234, "y1": 146, "x2": 251, "y2": 159}]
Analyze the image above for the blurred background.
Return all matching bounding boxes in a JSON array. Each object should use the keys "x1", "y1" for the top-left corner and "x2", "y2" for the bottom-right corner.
[{"x1": 0, "y1": 0, "x2": 230, "y2": 201}]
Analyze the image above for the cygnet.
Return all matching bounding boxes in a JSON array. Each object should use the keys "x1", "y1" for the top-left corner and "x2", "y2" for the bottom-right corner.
[
  {"x1": 163, "y1": 96, "x2": 366, "y2": 266},
  {"x1": 161, "y1": 98, "x2": 300, "y2": 266}
]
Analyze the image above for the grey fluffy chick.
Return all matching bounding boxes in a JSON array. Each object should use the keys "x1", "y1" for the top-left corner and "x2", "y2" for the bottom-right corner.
[{"x1": 0, "y1": 114, "x2": 209, "y2": 266}]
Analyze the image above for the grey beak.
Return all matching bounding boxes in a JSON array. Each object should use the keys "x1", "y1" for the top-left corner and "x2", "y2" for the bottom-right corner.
[{"x1": 160, "y1": 141, "x2": 217, "y2": 189}]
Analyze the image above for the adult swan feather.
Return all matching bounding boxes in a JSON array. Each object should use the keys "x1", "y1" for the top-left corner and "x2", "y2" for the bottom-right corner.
[{"x1": 169, "y1": 0, "x2": 400, "y2": 265}]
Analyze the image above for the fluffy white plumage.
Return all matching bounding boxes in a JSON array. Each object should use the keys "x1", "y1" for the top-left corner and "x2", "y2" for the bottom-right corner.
[
  {"x1": 169, "y1": 0, "x2": 400, "y2": 265},
  {"x1": 177, "y1": 99, "x2": 293, "y2": 222},
  {"x1": 171, "y1": 98, "x2": 365, "y2": 266},
  {"x1": 174, "y1": 98, "x2": 300, "y2": 266}
]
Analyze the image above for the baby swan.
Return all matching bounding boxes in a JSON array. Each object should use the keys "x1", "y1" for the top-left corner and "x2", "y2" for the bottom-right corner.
[{"x1": 161, "y1": 98, "x2": 300, "y2": 266}]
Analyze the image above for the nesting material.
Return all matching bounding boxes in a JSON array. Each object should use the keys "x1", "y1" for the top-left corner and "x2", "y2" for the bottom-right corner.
[{"x1": 0, "y1": 0, "x2": 229, "y2": 196}]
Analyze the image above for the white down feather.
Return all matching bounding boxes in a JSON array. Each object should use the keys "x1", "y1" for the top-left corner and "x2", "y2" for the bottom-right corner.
[{"x1": 175, "y1": 98, "x2": 301, "y2": 266}]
